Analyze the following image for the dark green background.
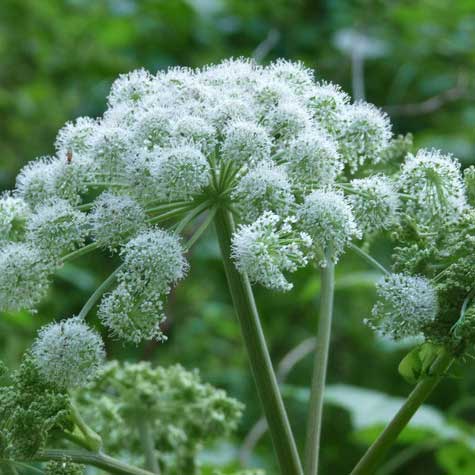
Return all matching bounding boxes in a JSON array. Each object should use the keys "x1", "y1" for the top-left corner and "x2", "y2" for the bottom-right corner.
[{"x1": 1, "y1": 1, "x2": 474, "y2": 473}]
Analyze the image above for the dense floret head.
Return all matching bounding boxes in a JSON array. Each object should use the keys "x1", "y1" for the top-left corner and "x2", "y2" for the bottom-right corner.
[
  {"x1": 26, "y1": 199, "x2": 87, "y2": 258},
  {"x1": 338, "y1": 102, "x2": 392, "y2": 172},
  {"x1": 152, "y1": 144, "x2": 211, "y2": 201},
  {"x1": 0, "y1": 243, "x2": 55, "y2": 312},
  {"x1": 31, "y1": 316, "x2": 105, "y2": 389},
  {"x1": 399, "y1": 148, "x2": 466, "y2": 223},
  {"x1": 0, "y1": 192, "x2": 30, "y2": 242},
  {"x1": 90, "y1": 192, "x2": 147, "y2": 252},
  {"x1": 232, "y1": 212, "x2": 312, "y2": 291},
  {"x1": 368, "y1": 273, "x2": 439, "y2": 340},
  {"x1": 282, "y1": 128, "x2": 342, "y2": 190},
  {"x1": 348, "y1": 175, "x2": 400, "y2": 234},
  {"x1": 119, "y1": 227, "x2": 189, "y2": 295},
  {"x1": 221, "y1": 120, "x2": 272, "y2": 166},
  {"x1": 231, "y1": 162, "x2": 294, "y2": 222},
  {"x1": 297, "y1": 190, "x2": 360, "y2": 265}
]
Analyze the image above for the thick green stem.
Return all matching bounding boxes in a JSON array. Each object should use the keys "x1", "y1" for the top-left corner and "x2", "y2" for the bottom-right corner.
[
  {"x1": 137, "y1": 417, "x2": 160, "y2": 474},
  {"x1": 213, "y1": 208, "x2": 303, "y2": 475},
  {"x1": 350, "y1": 350, "x2": 454, "y2": 475},
  {"x1": 32, "y1": 450, "x2": 154, "y2": 475},
  {"x1": 304, "y1": 258, "x2": 335, "y2": 475}
]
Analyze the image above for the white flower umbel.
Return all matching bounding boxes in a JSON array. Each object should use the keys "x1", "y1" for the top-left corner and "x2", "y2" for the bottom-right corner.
[
  {"x1": 132, "y1": 105, "x2": 172, "y2": 150},
  {"x1": 339, "y1": 102, "x2": 392, "y2": 172},
  {"x1": 368, "y1": 273, "x2": 438, "y2": 340},
  {"x1": 152, "y1": 144, "x2": 211, "y2": 202},
  {"x1": 0, "y1": 243, "x2": 55, "y2": 312},
  {"x1": 231, "y1": 211, "x2": 312, "y2": 291},
  {"x1": 268, "y1": 59, "x2": 315, "y2": 93},
  {"x1": 107, "y1": 69, "x2": 155, "y2": 107},
  {"x1": 348, "y1": 175, "x2": 400, "y2": 234},
  {"x1": 88, "y1": 124, "x2": 131, "y2": 179},
  {"x1": 27, "y1": 199, "x2": 87, "y2": 258},
  {"x1": 221, "y1": 120, "x2": 272, "y2": 167},
  {"x1": 55, "y1": 116, "x2": 98, "y2": 157},
  {"x1": 171, "y1": 115, "x2": 217, "y2": 154},
  {"x1": 231, "y1": 162, "x2": 294, "y2": 222},
  {"x1": 16, "y1": 155, "x2": 90, "y2": 207},
  {"x1": 307, "y1": 81, "x2": 350, "y2": 133},
  {"x1": 98, "y1": 282, "x2": 166, "y2": 344},
  {"x1": 119, "y1": 227, "x2": 188, "y2": 295},
  {"x1": 399, "y1": 148, "x2": 466, "y2": 223},
  {"x1": 264, "y1": 101, "x2": 311, "y2": 141},
  {"x1": 0, "y1": 192, "x2": 30, "y2": 242},
  {"x1": 298, "y1": 190, "x2": 360, "y2": 266},
  {"x1": 90, "y1": 192, "x2": 147, "y2": 252},
  {"x1": 31, "y1": 316, "x2": 105, "y2": 389},
  {"x1": 283, "y1": 129, "x2": 342, "y2": 191}
]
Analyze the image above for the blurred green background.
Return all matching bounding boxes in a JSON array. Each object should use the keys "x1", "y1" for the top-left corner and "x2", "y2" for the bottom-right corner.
[{"x1": 1, "y1": 0, "x2": 474, "y2": 473}]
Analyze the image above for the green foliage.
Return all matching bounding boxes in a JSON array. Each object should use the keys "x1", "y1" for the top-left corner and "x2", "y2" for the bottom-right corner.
[
  {"x1": 45, "y1": 459, "x2": 85, "y2": 475},
  {"x1": 0, "y1": 356, "x2": 71, "y2": 459},
  {"x1": 74, "y1": 362, "x2": 244, "y2": 475}
]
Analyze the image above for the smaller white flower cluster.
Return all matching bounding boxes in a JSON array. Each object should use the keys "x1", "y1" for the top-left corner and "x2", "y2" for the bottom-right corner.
[
  {"x1": 0, "y1": 242, "x2": 56, "y2": 312},
  {"x1": 98, "y1": 228, "x2": 188, "y2": 343},
  {"x1": 367, "y1": 273, "x2": 438, "y2": 340},
  {"x1": 26, "y1": 199, "x2": 87, "y2": 258},
  {"x1": 231, "y1": 162, "x2": 294, "y2": 222},
  {"x1": 297, "y1": 190, "x2": 361, "y2": 266},
  {"x1": 232, "y1": 212, "x2": 312, "y2": 291},
  {"x1": 16, "y1": 155, "x2": 90, "y2": 208},
  {"x1": 0, "y1": 192, "x2": 30, "y2": 243},
  {"x1": 31, "y1": 316, "x2": 105, "y2": 389},
  {"x1": 282, "y1": 129, "x2": 342, "y2": 192},
  {"x1": 399, "y1": 148, "x2": 466, "y2": 223},
  {"x1": 338, "y1": 102, "x2": 391, "y2": 172},
  {"x1": 348, "y1": 175, "x2": 400, "y2": 234},
  {"x1": 90, "y1": 192, "x2": 147, "y2": 252}
]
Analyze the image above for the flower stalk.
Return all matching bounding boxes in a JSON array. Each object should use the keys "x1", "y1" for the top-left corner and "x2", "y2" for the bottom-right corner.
[
  {"x1": 213, "y1": 207, "x2": 303, "y2": 475},
  {"x1": 304, "y1": 255, "x2": 335, "y2": 475}
]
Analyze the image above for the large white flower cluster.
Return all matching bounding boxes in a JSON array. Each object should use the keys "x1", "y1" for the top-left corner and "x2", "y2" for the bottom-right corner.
[{"x1": 0, "y1": 57, "x2": 467, "y2": 348}]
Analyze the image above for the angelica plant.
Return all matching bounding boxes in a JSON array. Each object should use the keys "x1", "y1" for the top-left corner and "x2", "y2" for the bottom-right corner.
[{"x1": 0, "y1": 58, "x2": 471, "y2": 475}]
